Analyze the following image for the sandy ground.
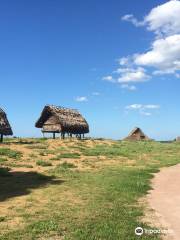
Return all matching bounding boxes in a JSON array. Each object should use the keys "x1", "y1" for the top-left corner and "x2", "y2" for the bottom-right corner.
[{"x1": 147, "y1": 164, "x2": 180, "y2": 240}]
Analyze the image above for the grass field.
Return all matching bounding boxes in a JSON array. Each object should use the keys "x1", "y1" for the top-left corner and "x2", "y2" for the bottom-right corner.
[{"x1": 0, "y1": 138, "x2": 180, "y2": 240}]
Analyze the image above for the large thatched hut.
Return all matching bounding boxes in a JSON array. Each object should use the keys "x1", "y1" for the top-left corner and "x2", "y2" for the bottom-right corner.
[
  {"x1": 35, "y1": 105, "x2": 89, "y2": 139},
  {"x1": 0, "y1": 108, "x2": 13, "y2": 142},
  {"x1": 124, "y1": 127, "x2": 150, "y2": 141}
]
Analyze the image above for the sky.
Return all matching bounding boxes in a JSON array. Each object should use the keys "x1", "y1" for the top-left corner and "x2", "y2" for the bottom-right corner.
[{"x1": 0, "y1": 0, "x2": 180, "y2": 140}]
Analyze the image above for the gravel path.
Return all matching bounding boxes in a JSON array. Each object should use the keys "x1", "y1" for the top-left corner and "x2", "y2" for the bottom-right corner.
[{"x1": 147, "y1": 164, "x2": 180, "y2": 240}]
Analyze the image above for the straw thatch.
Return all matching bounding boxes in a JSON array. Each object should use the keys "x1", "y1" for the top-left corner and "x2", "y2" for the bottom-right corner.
[
  {"x1": 124, "y1": 127, "x2": 150, "y2": 141},
  {"x1": 35, "y1": 105, "x2": 89, "y2": 136},
  {"x1": 0, "y1": 108, "x2": 13, "y2": 141}
]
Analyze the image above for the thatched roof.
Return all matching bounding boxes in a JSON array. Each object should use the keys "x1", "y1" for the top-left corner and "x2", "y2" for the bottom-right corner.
[
  {"x1": 124, "y1": 127, "x2": 150, "y2": 141},
  {"x1": 35, "y1": 105, "x2": 89, "y2": 134},
  {"x1": 0, "y1": 108, "x2": 13, "y2": 136}
]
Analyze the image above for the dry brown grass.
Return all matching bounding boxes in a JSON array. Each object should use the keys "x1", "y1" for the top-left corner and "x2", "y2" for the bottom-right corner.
[{"x1": 0, "y1": 139, "x2": 122, "y2": 173}]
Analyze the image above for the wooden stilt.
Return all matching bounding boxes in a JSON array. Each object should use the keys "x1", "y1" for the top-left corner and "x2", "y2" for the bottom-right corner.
[
  {"x1": 61, "y1": 132, "x2": 65, "y2": 139},
  {"x1": 53, "y1": 133, "x2": 55, "y2": 139},
  {"x1": 0, "y1": 134, "x2": 3, "y2": 143}
]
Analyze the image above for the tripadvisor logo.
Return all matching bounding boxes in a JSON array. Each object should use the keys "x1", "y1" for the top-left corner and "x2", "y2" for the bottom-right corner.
[{"x1": 135, "y1": 227, "x2": 144, "y2": 236}]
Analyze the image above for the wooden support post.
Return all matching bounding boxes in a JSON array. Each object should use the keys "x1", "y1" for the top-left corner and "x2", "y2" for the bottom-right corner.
[
  {"x1": 0, "y1": 134, "x2": 3, "y2": 143},
  {"x1": 53, "y1": 133, "x2": 56, "y2": 139},
  {"x1": 61, "y1": 132, "x2": 65, "y2": 139}
]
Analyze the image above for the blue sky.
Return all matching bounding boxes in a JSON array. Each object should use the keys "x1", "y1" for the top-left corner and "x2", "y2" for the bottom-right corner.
[{"x1": 0, "y1": 0, "x2": 180, "y2": 140}]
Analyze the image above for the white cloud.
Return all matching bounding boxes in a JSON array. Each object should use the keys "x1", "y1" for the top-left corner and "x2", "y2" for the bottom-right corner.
[
  {"x1": 75, "y1": 96, "x2": 88, "y2": 102},
  {"x1": 122, "y1": 0, "x2": 180, "y2": 37},
  {"x1": 120, "y1": 1, "x2": 180, "y2": 77},
  {"x1": 121, "y1": 14, "x2": 145, "y2": 27},
  {"x1": 104, "y1": 1, "x2": 180, "y2": 90},
  {"x1": 135, "y1": 34, "x2": 180, "y2": 73},
  {"x1": 153, "y1": 69, "x2": 176, "y2": 75},
  {"x1": 117, "y1": 67, "x2": 150, "y2": 83},
  {"x1": 126, "y1": 104, "x2": 143, "y2": 110},
  {"x1": 103, "y1": 67, "x2": 149, "y2": 88},
  {"x1": 126, "y1": 104, "x2": 160, "y2": 110},
  {"x1": 114, "y1": 67, "x2": 133, "y2": 74},
  {"x1": 121, "y1": 84, "x2": 137, "y2": 91},
  {"x1": 144, "y1": 104, "x2": 160, "y2": 109},
  {"x1": 102, "y1": 75, "x2": 115, "y2": 82},
  {"x1": 145, "y1": 0, "x2": 180, "y2": 36},
  {"x1": 126, "y1": 104, "x2": 160, "y2": 116},
  {"x1": 118, "y1": 57, "x2": 132, "y2": 66}
]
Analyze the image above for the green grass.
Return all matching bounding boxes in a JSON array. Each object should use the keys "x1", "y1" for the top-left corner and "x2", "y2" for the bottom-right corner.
[
  {"x1": 0, "y1": 165, "x2": 160, "y2": 239},
  {"x1": 26, "y1": 144, "x2": 48, "y2": 150},
  {"x1": 38, "y1": 149, "x2": 57, "y2": 156},
  {"x1": 50, "y1": 152, "x2": 81, "y2": 160},
  {"x1": 5, "y1": 163, "x2": 34, "y2": 168},
  {"x1": 36, "y1": 160, "x2": 52, "y2": 167},
  {"x1": 1, "y1": 140, "x2": 180, "y2": 239},
  {"x1": 28, "y1": 153, "x2": 38, "y2": 158},
  {"x1": 80, "y1": 141, "x2": 152, "y2": 158},
  {"x1": 60, "y1": 162, "x2": 76, "y2": 169},
  {"x1": 0, "y1": 157, "x2": 8, "y2": 163},
  {"x1": 58, "y1": 153, "x2": 81, "y2": 159},
  {"x1": 0, "y1": 148, "x2": 22, "y2": 159}
]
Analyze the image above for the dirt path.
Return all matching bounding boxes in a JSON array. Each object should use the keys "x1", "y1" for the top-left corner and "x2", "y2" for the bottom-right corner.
[{"x1": 147, "y1": 164, "x2": 180, "y2": 240}]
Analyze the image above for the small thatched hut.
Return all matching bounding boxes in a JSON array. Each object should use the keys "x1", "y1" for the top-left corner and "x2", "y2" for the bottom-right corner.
[
  {"x1": 35, "y1": 105, "x2": 89, "y2": 139},
  {"x1": 0, "y1": 108, "x2": 13, "y2": 142},
  {"x1": 124, "y1": 127, "x2": 150, "y2": 141},
  {"x1": 176, "y1": 137, "x2": 180, "y2": 142}
]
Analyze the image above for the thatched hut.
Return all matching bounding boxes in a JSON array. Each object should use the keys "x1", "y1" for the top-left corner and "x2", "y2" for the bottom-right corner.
[
  {"x1": 0, "y1": 108, "x2": 13, "y2": 142},
  {"x1": 35, "y1": 105, "x2": 89, "y2": 139},
  {"x1": 124, "y1": 127, "x2": 150, "y2": 141},
  {"x1": 176, "y1": 137, "x2": 180, "y2": 142}
]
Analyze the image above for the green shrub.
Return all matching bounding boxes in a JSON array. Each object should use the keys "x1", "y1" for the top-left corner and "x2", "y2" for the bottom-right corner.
[
  {"x1": 0, "y1": 216, "x2": 6, "y2": 222},
  {"x1": 36, "y1": 160, "x2": 52, "y2": 167}
]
